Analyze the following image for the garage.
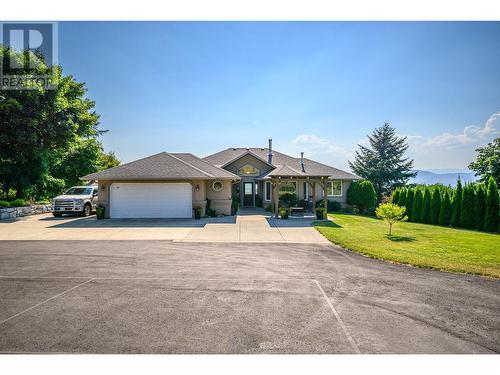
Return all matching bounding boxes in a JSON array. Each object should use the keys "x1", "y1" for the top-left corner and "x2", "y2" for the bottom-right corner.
[{"x1": 110, "y1": 182, "x2": 192, "y2": 218}]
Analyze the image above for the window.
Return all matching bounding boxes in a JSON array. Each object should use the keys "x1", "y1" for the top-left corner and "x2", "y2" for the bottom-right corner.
[
  {"x1": 279, "y1": 181, "x2": 297, "y2": 195},
  {"x1": 265, "y1": 181, "x2": 271, "y2": 201},
  {"x1": 64, "y1": 187, "x2": 93, "y2": 195},
  {"x1": 303, "y1": 182, "x2": 309, "y2": 200},
  {"x1": 327, "y1": 180, "x2": 342, "y2": 197},
  {"x1": 237, "y1": 164, "x2": 260, "y2": 176},
  {"x1": 212, "y1": 180, "x2": 223, "y2": 192}
]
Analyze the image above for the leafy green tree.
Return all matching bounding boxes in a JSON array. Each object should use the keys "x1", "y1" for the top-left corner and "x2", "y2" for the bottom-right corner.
[
  {"x1": 430, "y1": 187, "x2": 441, "y2": 224},
  {"x1": 439, "y1": 190, "x2": 452, "y2": 226},
  {"x1": 421, "y1": 187, "x2": 432, "y2": 224},
  {"x1": 469, "y1": 137, "x2": 500, "y2": 185},
  {"x1": 0, "y1": 47, "x2": 117, "y2": 200},
  {"x1": 412, "y1": 189, "x2": 423, "y2": 222},
  {"x1": 376, "y1": 203, "x2": 408, "y2": 235},
  {"x1": 349, "y1": 123, "x2": 416, "y2": 201},
  {"x1": 405, "y1": 188, "x2": 414, "y2": 220},
  {"x1": 460, "y1": 184, "x2": 475, "y2": 229},
  {"x1": 484, "y1": 176, "x2": 500, "y2": 232},
  {"x1": 474, "y1": 183, "x2": 486, "y2": 231},
  {"x1": 346, "y1": 180, "x2": 377, "y2": 212},
  {"x1": 451, "y1": 179, "x2": 463, "y2": 227}
]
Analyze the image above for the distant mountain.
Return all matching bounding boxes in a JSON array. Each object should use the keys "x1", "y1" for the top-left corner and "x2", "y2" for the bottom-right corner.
[{"x1": 409, "y1": 170, "x2": 479, "y2": 186}]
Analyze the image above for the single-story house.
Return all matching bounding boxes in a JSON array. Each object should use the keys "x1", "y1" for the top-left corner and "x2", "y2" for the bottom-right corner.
[{"x1": 83, "y1": 139, "x2": 359, "y2": 218}]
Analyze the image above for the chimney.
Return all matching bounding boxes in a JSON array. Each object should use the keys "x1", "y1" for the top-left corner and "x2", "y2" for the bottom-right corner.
[
  {"x1": 268, "y1": 139, "x2": 273, "y2": 164},
  {"x1": 300, "y1": 152, "x2": 305, "y2": 172}
]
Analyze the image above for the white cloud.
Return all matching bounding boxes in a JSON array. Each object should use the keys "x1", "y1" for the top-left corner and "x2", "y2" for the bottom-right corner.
[
  {"x1": 406, "y1": 112, "x2": 500, "y2": 151},
  {"x1": 288, "y1": 134, "x2": 353, "y2": 169}
]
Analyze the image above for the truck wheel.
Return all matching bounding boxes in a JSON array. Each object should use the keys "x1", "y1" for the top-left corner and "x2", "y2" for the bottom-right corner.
[
  {"x1": 53, "y1": 212, "x2": 62, "y2": 217},
  {"x1": 82, "y1": 203, "x2": 91, "y2": 217}
]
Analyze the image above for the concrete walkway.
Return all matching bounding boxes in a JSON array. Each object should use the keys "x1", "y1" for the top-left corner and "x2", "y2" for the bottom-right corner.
[{"x1": 0, "y1": 211, "x2": 329, "y2": 244}]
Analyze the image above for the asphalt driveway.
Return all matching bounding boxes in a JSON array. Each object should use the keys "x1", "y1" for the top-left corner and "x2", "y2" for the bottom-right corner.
[{"x1": 0, "y1": 240, "x2": 498, "y2": 354}]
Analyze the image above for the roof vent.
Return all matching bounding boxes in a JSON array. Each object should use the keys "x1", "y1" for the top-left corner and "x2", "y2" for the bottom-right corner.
[
  {"x1": 300, "y1": 152, "x2": 305, "y2": 172},
  {"x1": 232, "y1": 148, "x2": 237, "y2": 151}
]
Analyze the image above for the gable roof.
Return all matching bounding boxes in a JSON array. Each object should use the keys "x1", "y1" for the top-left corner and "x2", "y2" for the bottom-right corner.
[
  {"x1": 203, "y1": 147, "x2": 360, "y2": 179},
  {"x1": 83, "y1": 152, "x2": 239, "y2": 181}
]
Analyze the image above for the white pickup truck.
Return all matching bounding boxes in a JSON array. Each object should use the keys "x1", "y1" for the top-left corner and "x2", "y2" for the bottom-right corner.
[{"x1": 52, "y1": 185, "x2": 99, "y2": 217}]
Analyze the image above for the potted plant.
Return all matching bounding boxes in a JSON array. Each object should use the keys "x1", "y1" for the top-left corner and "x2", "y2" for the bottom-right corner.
[
  {"x1": 279, "y1": 207, "x2": 290, "y2": 220},
  {"x1": 315, "y1": 207, "x2": 326, "y2": 220},
  {"x1": 96, "y1": 205, "x2": 105, "y2": 220},
  {"x1": 193, "y1": 206, "x2": 202, "y2": 220}
]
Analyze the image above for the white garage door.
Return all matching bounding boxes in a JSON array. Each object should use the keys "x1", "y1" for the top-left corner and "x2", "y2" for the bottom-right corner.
[{"x1": 110, "y1": 183, "x2": 192, "y2": 218}]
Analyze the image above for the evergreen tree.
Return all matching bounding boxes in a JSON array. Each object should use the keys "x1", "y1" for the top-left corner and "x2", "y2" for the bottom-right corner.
[
  {"x1": 405, "y1": 188, "x2": 414, "y2": 220},
  {"x1": 392, "y1": 189, "x2": 400, "y2": 205},
  {"x1": 460, "y1": 184, "x2": 475, "y2": 229},
  {"x1": 412, "y1": 189, "x2": 423, "y2": 222},
  {"x1": 421, "y1": 187, "x2": 432, "y2": 223},
  {"x1": 430, "y1": 187, "x2": 441, "y2": 224},
  {"x1": 474, "y1": 183, "x2": 486, "y2": 231},
  {"x1": 484, "y1": 176, "x2": 500, "y2": 232},
  {"x1": 468, "y1": 138, "x2": 500, "y2": 185},
  {"x1": 399, "y1": 188, "x2": 407, "y2": 209},
  {"x1": 451, "y1": 179, "x2": 463, "y2": 227},
  {"x1": 439, "y1": 190, "x2": 452, "y2": 226},
  {"x1": 349, "y1": 123, "x2": 416, "y2": 201}
]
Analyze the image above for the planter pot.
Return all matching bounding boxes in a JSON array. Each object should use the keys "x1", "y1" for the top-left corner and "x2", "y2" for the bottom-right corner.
[{"x1": 96, "y1": 207, "x2": 105, "y2": 220}]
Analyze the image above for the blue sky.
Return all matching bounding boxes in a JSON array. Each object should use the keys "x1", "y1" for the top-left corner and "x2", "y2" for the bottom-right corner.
[{"x1": 59, "y1": 22, "x2": 500, "y2": 171}]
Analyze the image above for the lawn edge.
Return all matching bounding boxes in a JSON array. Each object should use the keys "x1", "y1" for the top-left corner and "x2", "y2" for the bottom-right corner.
[{"x1": 312, "y1": 216, "x2": 500, "y2": 280}]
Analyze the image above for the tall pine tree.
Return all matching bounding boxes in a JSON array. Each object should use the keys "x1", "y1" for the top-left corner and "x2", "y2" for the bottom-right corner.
[
  {"x1": 422, "y1": 187, "x2": 432, "y2": 223},
  {"x1": 439, "y1": 190, "x2": 452, "y2": 226},
  {"x1": 392, "y1": 189, "x2": 400, "y2": 205},
  {"x1": 412, "y1": 189, "x2": 423, "y2": 222},
  {"x1": 399, "y1": 188, "x2": 407, "y2": 209},
  {"x1": 484, "y1": 176, "x2": 499, "y2": 232},
  {"x1": 474, "y1": 183, "x2": 486, "y2": 231},
  {"x1": 430, "y1": 187, "x2": 441, "y2": 224},
  {"x1": 349, "y1": 123, "x2": 416, "y2": 201},
  {"x1": 460, "y1": 184, "x2": 475, "y2": 229},
  {"x1": 451, "y1": 179, "x2": 463, "y2": 227}
]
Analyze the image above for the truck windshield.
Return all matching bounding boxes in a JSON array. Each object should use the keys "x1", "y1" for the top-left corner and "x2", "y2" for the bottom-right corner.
[{"x1": 64, "y1": 187, "x2": 93, "y2": 195}]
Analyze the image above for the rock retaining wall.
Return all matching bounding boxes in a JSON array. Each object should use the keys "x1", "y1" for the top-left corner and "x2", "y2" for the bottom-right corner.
[{"x1": 0, "y1": 205, "x2": 52, "y2": 220}]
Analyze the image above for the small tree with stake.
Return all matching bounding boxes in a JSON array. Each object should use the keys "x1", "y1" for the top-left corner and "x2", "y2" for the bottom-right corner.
[{"x1": 376, "y1": 203, "x2": 408, "y2": 236}]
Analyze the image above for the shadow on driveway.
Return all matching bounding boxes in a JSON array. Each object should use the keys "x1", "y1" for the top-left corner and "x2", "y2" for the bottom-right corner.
[{"x1": 46, "y1": 215, "x2": 237, "y2": 229}]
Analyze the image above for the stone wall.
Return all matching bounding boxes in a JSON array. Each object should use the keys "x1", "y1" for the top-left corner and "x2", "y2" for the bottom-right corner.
[{"x1": 0, "y1": 204, "x2": 52, "y2": 220}]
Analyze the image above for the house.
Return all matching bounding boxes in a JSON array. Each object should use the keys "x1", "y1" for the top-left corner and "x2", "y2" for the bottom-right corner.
[{"x1": 83, "y1": 139, "x2": 359, "y2": 218}]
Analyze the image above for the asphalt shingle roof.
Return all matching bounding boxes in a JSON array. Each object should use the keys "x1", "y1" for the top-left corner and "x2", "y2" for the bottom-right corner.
[
  {"x1": 83, "y1": 152, "x2": 239, "y2": 181},
  {"x1": 202, "y1": 148, "x2": 360, "y2": 179}
]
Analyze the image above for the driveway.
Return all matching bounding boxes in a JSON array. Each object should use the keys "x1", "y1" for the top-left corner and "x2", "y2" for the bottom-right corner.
[
  {"x1": 0, "y1": 212, "x2": 329, "y2": 243},
  {"x1": 0, "y1": 240, "x2": 498, "y2": 353}
]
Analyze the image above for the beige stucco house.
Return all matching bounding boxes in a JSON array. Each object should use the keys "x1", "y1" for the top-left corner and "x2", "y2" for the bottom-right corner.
[{"x1": 84, "y1": 139, "x2": 359, "y2": 218}]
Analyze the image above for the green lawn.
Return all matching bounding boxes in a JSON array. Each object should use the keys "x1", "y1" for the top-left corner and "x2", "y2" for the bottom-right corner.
[{"x1": 313, "y1": 213, "x2": 500, "y2": 278}]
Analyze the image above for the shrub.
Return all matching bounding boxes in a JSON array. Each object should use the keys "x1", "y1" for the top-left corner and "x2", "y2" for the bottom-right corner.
[
  {"x1": 9, "y1": 198, "x2": 28, "y2": 207},
  {"x1": 484, "y1": 176, "x2": 499, "y2": 232},
  {"x1": 279, "y1": 207, "x2": 290, "y2": 219},
  {"x1": 398, "y1": 188, "x2": 407, "y2": 208},
  {"x1": 460, "y1": 184, "x2": 475, "y2": 229},
  {"x1": 474, "y1": 184, "x2": 486, "y2": 231},
  {"x1": 375, "y1": 203, "x2": 408, "y2": 235},
  {"x1": 421, "y1": 187, "x2": 431, "y2": 223},
  {"x1": 411, "y1": 190, "x2": 423, "y2": 222},
  {"x1": 0, "y1": 200, "x2": 10, "y2": 207},
  {"x1": 346, "y1": 180, "x2": 377, "y2": 213},
  {"x1": 392, "y1": 189, "x2": 400, "y2": 205},
  {"x1": 279, "y1": 192, "x2": 298, "y2": 208},
  {"x1": 96, "y1": 205, "x2": 105, "y2": 220},
  {"x1": 315, "y1": 207, "x2": 327, "y2": 220},
  {"x1": 405, "y1": 189, "x2": 414, "y2": 219},
  {"x1": 296, "y1": 199, "x2": 308, "y2": 209},
  {"x1": 439, "y1": 190, "x2": 452, "y2": 226},
  {"x1": 430, "y1": 188, "x2": 441, "y2": 224},
  {"x1": 451, "y1": 179, "x2": 463, "y2": 227}
]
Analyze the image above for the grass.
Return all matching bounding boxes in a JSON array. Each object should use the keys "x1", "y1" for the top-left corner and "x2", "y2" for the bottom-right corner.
[{"x1": 313, "y1": 212, "x2": 500, "y2": 278}]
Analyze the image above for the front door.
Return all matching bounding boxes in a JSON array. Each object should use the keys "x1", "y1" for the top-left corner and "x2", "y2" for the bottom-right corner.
[{"x1": 243, "y1": 182, "x2": 254, "y2": 206}]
